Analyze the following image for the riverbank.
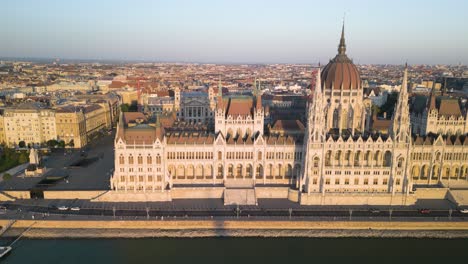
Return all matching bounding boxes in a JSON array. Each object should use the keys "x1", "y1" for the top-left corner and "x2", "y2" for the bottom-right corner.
[{"x1": 2, "y1": 219, "x2": 468, "y2": 238}]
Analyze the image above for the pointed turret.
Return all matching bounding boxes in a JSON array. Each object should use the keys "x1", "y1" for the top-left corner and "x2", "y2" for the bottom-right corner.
[
  {"x1": 338, "y1": 22, "x2": 346, "y2": 55},
  {"x1": 155, "y1": 113, "x2": 164, "y2": 140},
  {"x1": 116, "y1": 111, "x2": 125, "y2": 141},
  {"x1": 391, "y1": 64, "x2": 411, "y2": 141},
  {"x1": 427, "y1": 82, "x2": 437, "y2": 110},
  {"x1": 256, "y1": 79, "x2": 262, "y2": 110},
  {"x1": 307, "y1": 66, "x2": 325, "y2": 142},
  {"x1": 217, "y1": 78, "x2": 224, "y2": 110}
]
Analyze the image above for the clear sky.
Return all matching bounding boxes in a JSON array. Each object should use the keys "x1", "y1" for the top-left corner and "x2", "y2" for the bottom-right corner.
[{"x1": 1, "y1": 0, "x2": 468, "y2": 64}]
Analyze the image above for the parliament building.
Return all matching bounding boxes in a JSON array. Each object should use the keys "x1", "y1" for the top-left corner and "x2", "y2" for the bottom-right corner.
[{"x1": 107, "y1": 26, "x2": 468, "y2": 205}]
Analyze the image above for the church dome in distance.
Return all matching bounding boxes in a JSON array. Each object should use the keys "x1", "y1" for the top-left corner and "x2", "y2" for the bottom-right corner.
[{"x1": 321, "y1": 24, "x2": 361, "y2": 90}]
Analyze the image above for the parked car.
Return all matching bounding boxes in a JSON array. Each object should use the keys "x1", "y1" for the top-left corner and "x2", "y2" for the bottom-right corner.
[
  {"x1": 57, "y1": 206, "x2": 69, "y2": 211},
  {"x1": 70, "y1": 207, "x2": 80, "y2": 211},
  {"x1": 419, "y1": 209, "x2": 431, "y2": 214},
  {"x1": 459, "y1": 209, "x2": 468, "y2": 214},
  {"x1": 369, "y1": 209, "x2": 380, "y2": 214}
]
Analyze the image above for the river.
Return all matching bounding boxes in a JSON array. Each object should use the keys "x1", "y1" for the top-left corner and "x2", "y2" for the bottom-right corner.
[{"x1": 1, "y1": 238, "x2": 467, "y2": 263}]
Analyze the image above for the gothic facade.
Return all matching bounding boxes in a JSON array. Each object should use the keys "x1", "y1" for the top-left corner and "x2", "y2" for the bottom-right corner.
[{"x1": 109, "y1": 27, "x2": 468, "y2": 204}]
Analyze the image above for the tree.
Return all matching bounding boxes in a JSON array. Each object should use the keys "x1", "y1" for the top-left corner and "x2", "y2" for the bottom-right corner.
[
  {"x1": 18, "y1": 152, "x2": 28, "y2": 164},
  {"x1": 2, "y1": 173, "x2": 12, "y2": 181},
  {"x1": 120, "y1": 103, "x2": 130, "y2": 112},
  {"x1": 68, "y1": 139, "x2": 75, "y2": 148},
  {"x1": 47, "y1": 140, "x2": 59, "y2": 148},
  {"x1": 58, "y1": 140, "x2": 66, "y2": 148},
  {"x1": 18, "y1": 141, "x2": 26, "y2": 148}
]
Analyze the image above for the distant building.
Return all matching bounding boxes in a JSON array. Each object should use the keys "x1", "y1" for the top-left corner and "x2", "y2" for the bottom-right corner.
[
  {"x1": 411, "y1": 89, "x2": 467, "y2": 136},
  {"x1": 56, "y1": 106, "x2": 87, "y2": 148},
  {"x1": 1, "y1": 102, "x2": 56, "y2": 147}
]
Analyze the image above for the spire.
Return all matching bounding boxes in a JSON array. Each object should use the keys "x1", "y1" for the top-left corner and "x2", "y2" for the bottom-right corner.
[
  {"x1": 256, "y1": 79, "x2": 262, "y2": 110},
  {"x1": 218, "y1": 78, "x2": 223, "y2": 97},
  {"x1": 217, "y1": 78, "x2": 224, "y2": 109},
  {"x1": 428, "y1": 81, "x2": 437, "y2": 110},
  {"x1": 391, "y1": 64, "x2": 410, "y2": 142},
  {"x1": 401, "y1": 63, "x2": 408, "y2": 96},
  {"x1": 253, "y1": 78, "x2": 258, "y2": 95},
  {"x1": 314, "y1": 66, "x2": 322, "y2": 96},
  {"x1": 155, "y1": 113, "x2": 164, "y2": 140},
  {"x1": 338, "y1": 21, "x2": 346, "y2": 55}
]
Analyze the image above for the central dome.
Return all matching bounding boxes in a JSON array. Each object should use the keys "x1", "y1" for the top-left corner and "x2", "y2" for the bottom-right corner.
[{"x1": 321, "y1": 25, "x2": 361, "y2": 90}]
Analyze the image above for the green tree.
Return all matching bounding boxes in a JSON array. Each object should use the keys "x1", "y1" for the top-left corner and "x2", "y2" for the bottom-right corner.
[
  {"x1": 47, "y1": 140, "x2": 59, "y2": 148},
  {"x1": 18, "y1": 141, "x2": 26, "y2": 148},
  {"x1": 68, "y1": 139, "x2": 75, "y2": 148},
  {"x1": 2, "y1": 173, "x2": 12, "y2": 181},
  {"x1": 18, "y1": 152, "x2": 28, "y2": 164},
  {"x1": 120, "y1": 103, "x2": 130, "y2": 112},
  {"x1": 58, "y1": 140, "x2": 66, "y2": 148}
]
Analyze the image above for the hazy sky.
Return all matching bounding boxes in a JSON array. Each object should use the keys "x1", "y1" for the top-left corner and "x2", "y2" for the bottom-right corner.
[{"x1": 1, "y1": 0, "x2": 468, "y2": 64}]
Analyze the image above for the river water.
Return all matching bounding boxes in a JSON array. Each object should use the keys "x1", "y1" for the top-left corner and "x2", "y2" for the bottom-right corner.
[{"x1": 1, "y1": 238, "x2": 467, "y2": 263}]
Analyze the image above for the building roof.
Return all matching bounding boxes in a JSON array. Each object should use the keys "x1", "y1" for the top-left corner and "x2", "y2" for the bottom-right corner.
[
  {"x1": 271, "y1": 120, "x2": 305, "y2": 133},
  {"x1": 123, "y1": 112, "x2": 147, "y2": 124},
  {"x1": 225, "y1": 97, "x2": 254, "y2": 117},
  {"x1": 321, "y1": 24, "x2": 361, "y2": 91},
  {"x1": 438, "y1": 99, "x2": 462, "y2": 117}
]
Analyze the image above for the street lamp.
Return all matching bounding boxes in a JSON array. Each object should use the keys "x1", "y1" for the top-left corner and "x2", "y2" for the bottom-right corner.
[
  {"x1": 288, "y1": 208, "x2": 293, "y2": 220},
  {"x1": 349, "y1": 209, "x2": 353, "y2": 221},
  {"x1": 112, "y1": 206, "x2": 116, "y2": 219},
  {"x1": 236, "y1": 204, "x2": 240, "y2": 219},
  {"x1": 146, "y1": 207, "x2": 150, "y2": 220},
  {"x1": 389, "y1": 209, "x2": 393, "y2": 221},
  {"x1": 449, "y1": 209, "x2": 452, "y2": 221}
]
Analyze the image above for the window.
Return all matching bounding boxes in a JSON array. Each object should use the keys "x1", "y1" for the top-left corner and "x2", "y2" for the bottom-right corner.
[
  {"x1": 128, "y1": 155, "x2": 134, "y2": 164},
  {"x1": 119, "y1": 155, "x2": 124, "y2": 164},
  {"x1": 147, "y1": 156, "x2": 152, "y2": 164},
  {"x1": 156, "y1": 155, "x2": 161, "y2": 164},
  {"x1": 383, "y1": 179, "x2": 388, "y2": 185},
  {"x1": 396, "y1": 179, "x2": 401, "y2": 185},
  {"x1": 373, "y1": 179, "x2": 378, "y2": 185},
  {"x1": 354, "y1": 178, "x2": 359, "y2": 185},
  {"x1": 313, "y1": 178, "x2": 318, "y2": 184},
  {"x1": 364, "y1": 178, "x2": 369, "y2": 185},
  {"x1": 218, "y1": 151, "x2": 222, "y2": 160},
  {"x1": 335, "y1": 178, "x2": 340, "y2": 185},
  {"x1": 325, "y1": 178, "x2": 330, "y2": 185}
]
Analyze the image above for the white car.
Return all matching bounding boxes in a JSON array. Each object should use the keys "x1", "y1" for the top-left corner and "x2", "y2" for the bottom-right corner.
[
  {"x1": 459, "y1": 209, "x2": 468, "y2": 214},
  {"x1": 57, "y1": 206, "x2": 69, "y2": 211},
  {"x1": 70, "y1": 207, "x2": 80, "y2": 211}
]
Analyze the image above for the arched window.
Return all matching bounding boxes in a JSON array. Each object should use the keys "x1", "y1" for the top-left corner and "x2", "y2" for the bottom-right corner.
[
  {"x1": 147, "y1": 155, "x2": 152, "y2": 164},
  {"x1": 137, "y1": 155, "x2": 143, "y2": 165},
  {"x1": 325, "y1": 151, "x2": 332, "y2": 166},
  {"x1": 156, "y1": 155, "x2": 161, "y2": 164},
  {"x1": 397, "y1": 158, "x2": 404, "y2": 168},
  {"x1": 218, "y1": 151, "x2": 222, "y2": 160},
  {"x1": 128, "y1": 155, "x2": 134, "y2": 164},
  {"x1": 384, "y1": 151, "x2": 392, "y2": 167},
  {"x1": 119, "y1": 155, "x2": 125, "y2": 164},
  {"x1": 313, "y1": 157, "x2": 320, "y2": 167}
]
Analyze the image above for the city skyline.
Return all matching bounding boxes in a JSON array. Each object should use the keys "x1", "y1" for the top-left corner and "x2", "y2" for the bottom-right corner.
[{"x1": 2, "y1": 0, "x2": 468, "y2": 65}]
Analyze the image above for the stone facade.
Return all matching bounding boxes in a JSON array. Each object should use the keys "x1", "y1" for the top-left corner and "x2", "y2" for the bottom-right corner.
[{"x1": 110, "y1": 28, "x2": 468, "y2": 204}]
